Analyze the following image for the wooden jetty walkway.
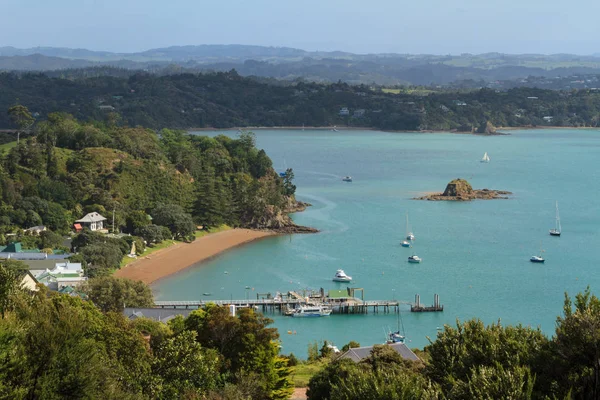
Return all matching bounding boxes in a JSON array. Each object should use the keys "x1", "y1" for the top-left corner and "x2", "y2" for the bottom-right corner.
[{"x1": 154, "y1": 291, "x2": 443, "y2": 315}]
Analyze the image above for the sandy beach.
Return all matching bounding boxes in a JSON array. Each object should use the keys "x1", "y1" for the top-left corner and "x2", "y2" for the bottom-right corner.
[{"x1": 115, "y1": 229, "x2": 278, "y2": 284}]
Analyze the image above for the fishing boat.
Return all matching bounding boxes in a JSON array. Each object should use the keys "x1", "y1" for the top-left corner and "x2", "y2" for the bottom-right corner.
[
  {"x1": 549, "y1": 201, "x2": 561, "y2": 236},
  {"x1": 408, "y1": 255, "x2": 422, "y2": 263},
  {"x1": 291, "y1": 305, "x2": 332, "y2": 318},
  {"x1": 405, "y1": 213, "x2": 415, "y2": 241},
  {"x1": 530, "y1": 242, "x2": 545, "y2": 263},
  {"x1": 342, "y1": 176, "x2": 353, "y2": 182},
  {"x1": 332, "y1": 269, "x2": 352, "y2": 282},
  {"x1": 480, "y1": 152, "x2": 490, "y2": 163}
]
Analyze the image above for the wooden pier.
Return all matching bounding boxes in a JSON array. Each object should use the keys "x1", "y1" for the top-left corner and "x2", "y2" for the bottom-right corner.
[{"x1": 154, "y1": 290, "x2": 443, "y2": 315}]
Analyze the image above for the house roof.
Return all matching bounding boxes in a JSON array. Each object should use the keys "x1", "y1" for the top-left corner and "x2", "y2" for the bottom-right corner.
[
  {"x1": 338, "y1": 342, "x2": 420, "y2": 363},
  {"x1": 75, "y1": 212, "x2": 107, "y2": 223}
]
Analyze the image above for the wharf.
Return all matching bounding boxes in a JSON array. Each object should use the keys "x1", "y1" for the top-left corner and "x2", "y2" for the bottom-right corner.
[{"x1": 154, "y1": 290, "x2": 443, "y2": 315}]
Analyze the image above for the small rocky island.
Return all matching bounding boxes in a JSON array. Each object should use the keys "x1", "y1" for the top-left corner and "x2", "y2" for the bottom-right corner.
[{"x1": 415, "y1": 179, "x2": 511, "y2": 201}]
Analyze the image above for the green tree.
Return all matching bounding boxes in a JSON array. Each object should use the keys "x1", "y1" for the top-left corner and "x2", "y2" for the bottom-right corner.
[
  {"x1": 152, "y1": 330, "x2": 221, "y2": 399},
  {"x1": 0, "y1": 261, "x2": 25, "y2": 318},
  {"x1": 282, "y1": 168, "x2": 296, "y2": 196},
  {"x1": 152, "y1": 203, "x2": 196, "y2": 240},
  {"x1": 552, "y1": 287, "x2": 600, "y2": 399},
  {"x1": 7, "y1": 104, "x2": 34, "y2": 144},
  {"x1": 341, "y1": 340, "x2": 360, "y2": 352},
  {"x1": 83, "y1": 276, "x2": 154, "y2": 312}
]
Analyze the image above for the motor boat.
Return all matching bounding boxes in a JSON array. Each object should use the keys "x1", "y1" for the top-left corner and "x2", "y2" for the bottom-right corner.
[
  {"x1": 291, "y1": 305, "x2": 332, "y2": 317},
  {"x1": 408, "y1": 255, "x2": 422, "y2": 263},
  {"x1": 333, "y1": 269, "x2": 352, "y2": 282},
  {"x1": 401, "y1": 241, "x2": 411, "y2": 247},
  {"x1": 342, "y1": 176, "x2": 352, "y2": 182}
]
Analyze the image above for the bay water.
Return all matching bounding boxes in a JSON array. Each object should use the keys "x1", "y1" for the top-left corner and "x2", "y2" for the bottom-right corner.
[{"x1": 155, "y1": 128, "x2": 600, "y2": 358}]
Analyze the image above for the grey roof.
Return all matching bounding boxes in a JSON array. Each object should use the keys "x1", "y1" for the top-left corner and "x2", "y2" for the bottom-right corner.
[
  {"x1": 339, "y1": 342, "x2": 420, "y2": 363},
  {"x1": 75, "y1": 212, "x2": 107, "y2": 223},
  {"x1": 123, "y1": 308, "x2": 194, "y2": 323}
]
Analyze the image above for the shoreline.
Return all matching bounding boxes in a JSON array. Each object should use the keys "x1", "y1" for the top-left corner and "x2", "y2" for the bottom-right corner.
[
  {"x1": 114, "y1": 229, "x2": 278, "y2": 284},
  {"x1": 187, "y1": 125, "x2": 600, "y2": 134}
]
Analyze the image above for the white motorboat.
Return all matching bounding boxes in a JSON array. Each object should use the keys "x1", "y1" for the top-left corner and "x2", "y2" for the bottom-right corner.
[
  {"x1": 342, "y1": 176, "x2": 352, "y2": 182},
  {"x1": 480, "y1": 152, "x2": 490, "y2": 163},
  {"x1": 291, "y1": 305, "x2": 332, "y2": 317},
  {"x1": 333, "y1": 269, "x2": 352, "y2": 282},
  {"x1": 408, "y1": 255, "x2": 422, "y2": 263},
  {"x1": 401, "y1": 241, "x2": 411, "y2": 247},
  {"x1": 549, "y1": 201, "x2": 561, "y2": 236}
]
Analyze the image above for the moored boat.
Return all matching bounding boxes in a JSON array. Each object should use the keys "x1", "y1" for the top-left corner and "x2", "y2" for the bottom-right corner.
[
  {"x1": 291, "y1": 305, "x2": 332, "y2": 317},
  {"x1": 333, "y1": 269, "x2": 352, "y2": 282},
  {"x1": 401, "y1": 241, "x2": 411, "y2": 247},
  {"x1": 549, "y1": 201, "x2": 561, "y2": 236},
  {"x1": 530, "y1": 242, "x2": 545, "y2": 263},
  {"x1": 408, "y1": 255, "x2": 421, "y2": 263},
  {"x1": 342, "y1": 176, "x2": 352, "y2": 182}
]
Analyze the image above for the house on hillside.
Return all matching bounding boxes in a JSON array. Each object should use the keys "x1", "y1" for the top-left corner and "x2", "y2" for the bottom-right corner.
[
  {"x1": 338, "y1": 342, "x2": 420, "y2": 363},
  {"x1": 339, "y1": 107, "x2": 350, "y2": 116},
  {"x1": 74, "y1": 212, "x2": 107, "y2": 232}
]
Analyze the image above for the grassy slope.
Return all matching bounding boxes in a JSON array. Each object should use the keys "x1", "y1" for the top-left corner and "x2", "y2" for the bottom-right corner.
[
  {"x1": 0, "y1": 141, "x2": 17, "y2": 152},
  {"x1": 290, "y1": 362, "x2": 326, "y2": 388}
]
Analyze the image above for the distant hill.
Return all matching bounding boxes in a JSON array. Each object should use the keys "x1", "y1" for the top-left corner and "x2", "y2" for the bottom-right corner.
[{"x1": 3, "y1": 44, "x2": 600, "y2": 85}]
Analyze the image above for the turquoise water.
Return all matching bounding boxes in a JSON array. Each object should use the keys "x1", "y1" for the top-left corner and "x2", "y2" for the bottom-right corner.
[{"x1": 155, "y1": 129, "x2": 600, "y2": 358}]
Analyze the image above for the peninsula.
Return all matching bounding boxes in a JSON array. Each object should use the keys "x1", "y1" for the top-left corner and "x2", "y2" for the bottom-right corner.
[{"x1": 415, "y1": 179, "x2": 511, "y2": 201}]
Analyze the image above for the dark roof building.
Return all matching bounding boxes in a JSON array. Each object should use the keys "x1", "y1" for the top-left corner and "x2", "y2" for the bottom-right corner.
[{"x1": 338, "y1": 342, "x2": 420, "y2": 363}]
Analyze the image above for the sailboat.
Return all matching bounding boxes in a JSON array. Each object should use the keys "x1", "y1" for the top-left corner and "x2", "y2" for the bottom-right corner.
[
  {"x1": 387, "y1": 310, "x2": 406, "y2": 344},
  {"x1": 405, "y1": 213, "x2": 415, "y2": 241},
  {"x1": 480, "y1": 152, "x2": 490, "y2": 163},
  {"x1": 549, "y1": 201, "x2": 561, "y2": 236},
  {"x1": 530, "y1": 242, "x2": 545, "y2": 263}
]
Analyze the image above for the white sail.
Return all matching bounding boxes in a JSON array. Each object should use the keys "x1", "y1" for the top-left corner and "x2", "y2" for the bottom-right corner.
[
  {"x1": 481, "y1": 152, "x2": 490, "y2": 162},
  {"x1": 556, "y1": 201, "x2": 561, "y2": 232}
]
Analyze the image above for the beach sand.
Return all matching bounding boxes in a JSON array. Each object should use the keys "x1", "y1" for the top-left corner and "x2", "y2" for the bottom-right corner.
[{"x1": 114, "y1": 229, "x2": 278, "y2": 284}]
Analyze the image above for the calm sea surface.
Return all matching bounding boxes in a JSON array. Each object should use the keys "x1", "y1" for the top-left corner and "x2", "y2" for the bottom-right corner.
[{"x1": 155, "y1": 129, "x2": 600, "y2": 358}]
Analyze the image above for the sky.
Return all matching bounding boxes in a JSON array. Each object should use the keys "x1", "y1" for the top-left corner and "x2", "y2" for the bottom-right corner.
[{"x1": 2, "y1": 0, "x2": 599, "y2": 55}]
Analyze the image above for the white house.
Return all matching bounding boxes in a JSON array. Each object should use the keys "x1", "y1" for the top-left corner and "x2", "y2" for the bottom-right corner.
[
  {"x1": 19, "y1": 271, "x2": 39, "y2": 292},
  {"x1": 75, "y1": 212, "x2": 107, "y2": 232},
  {"x1": 339, "y1": 107, "x2": 350, "y2": 116}
]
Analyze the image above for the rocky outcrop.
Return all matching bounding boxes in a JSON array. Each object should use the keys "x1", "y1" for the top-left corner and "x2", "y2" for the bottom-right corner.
[
  {"x1": 248, "y1": 199, "x2": 318, "y2": 233},
  {"x1": 415, "y1": 179, "x2": 511, "y2": 201}
]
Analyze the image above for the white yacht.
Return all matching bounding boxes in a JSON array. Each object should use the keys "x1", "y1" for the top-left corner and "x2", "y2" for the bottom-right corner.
[
  {"x1": 333, "y1": 269, "x2": 352, "y2": 282},
  {"x1": 408, "y1": 255, "x2": 422, "y2": 263},
  {"x1": 291, "y1": 305, "x2": 332, "y2": 317},
  {"x1": 549, "y1": 201, "x2": 561, "y2": 237},
  {"x1": 401, "y1": 240, "x2": 411, "y2": 248},
  {"x1": 342, "y1": 176, "x2": 352, "y2": 182},
  {"x1": 530, "y1": 242, "x2": 545, "y2": 263}
]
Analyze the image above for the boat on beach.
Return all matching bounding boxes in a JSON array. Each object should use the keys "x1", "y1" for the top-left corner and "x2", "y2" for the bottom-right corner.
[
  {"x1": 549, "y1": 201, "x2": 561, "y2": 236},
  {"x1": 333, "y1": 269, "x2": 352, "y2": 282},
  {"x1": 291, "y1": 305, "x2": 332, "y2": 317}
]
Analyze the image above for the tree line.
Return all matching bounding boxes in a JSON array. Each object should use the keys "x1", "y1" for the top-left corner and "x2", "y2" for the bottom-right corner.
[{"x1": 2, "y1": 70, "x2": 600, "y2": 131}]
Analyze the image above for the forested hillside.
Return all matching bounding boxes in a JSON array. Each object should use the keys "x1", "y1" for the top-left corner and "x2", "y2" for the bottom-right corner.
[
  {"x1": 0, "y1": 111, "x2": 302, "y2": 275},
  {"x1": 2, "y1": 71, "x2": 600, "y2": 131}
]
